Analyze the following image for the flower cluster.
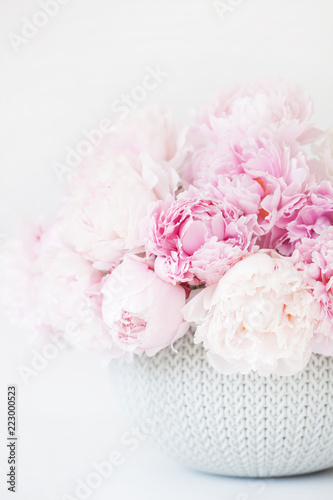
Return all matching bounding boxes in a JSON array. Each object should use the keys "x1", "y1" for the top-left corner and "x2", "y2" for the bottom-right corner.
[{"x1": 1, "y1": 83, "x2": 333, "y2": 375}]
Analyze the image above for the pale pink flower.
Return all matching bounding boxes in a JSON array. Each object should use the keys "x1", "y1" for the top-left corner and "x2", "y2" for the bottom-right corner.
[
  {"x1": 61, "y1": 153, "x2": 180, "y2": 269},
  {"x1": 0, "y1": 222, "x2": 43, "y2": 330},
  {"x1": 69, "y1": 106, "x2": 182, "y2": 182},
  {"x1": 185, "y1": 137, "x2": 310, "y2": 236},
  {"x1": 35, "y1": 240, "x2": 106, "y2": 348},
  {"x1": 261, "y1": 181, "x2": 333, "y2": 256},
  {"x1": 320, "y1": 133, "x2": 333, "y2": 182},
  {"x1": 205, "y1": 174, "x2": 263, "y2": 218},
  {"x1": 179, "y1": 82, "x2": 317, "y2": 231},
  {"x1": 183, "y1": 251, "x2": 318, "y2": 376},
  {"x1": 101, "y1": 255, "x2": 188, "y2": 356},
  {"x1": 144, "y1": 187, "x2": 258, "y2": 286},
  {"x1": 308, "y1": 131, "x2": 333, "y2": 183},
  {"x1": 194, "y1": 79, "x2": 319, "y2": 145},
  {"x1": 287, "y1": 181, "x2": 333, "y2": 243},
  {"x1": 61, "y1": 107, "x2": 182, "y2": 269},
  {"x1": 293, "y1": 227, "x2": 333, "y2": 355},
  {"x1": 258, "y1": 193, "x2": 307, "y2": 256},
  {"x1": 101, "y1": 106, "x2": 181, "y2": 163},
  {"x1": 0, "y1": 219, "x2": 125, "y2": 358},
  {"x1": 34, "y1": 222, "x2": 126, "y2": 357}
]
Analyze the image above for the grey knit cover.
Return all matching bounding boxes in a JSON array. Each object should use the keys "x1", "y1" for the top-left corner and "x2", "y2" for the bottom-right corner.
[{"x1": 114, "y1": 330, "x2": 333, "y2": 477}]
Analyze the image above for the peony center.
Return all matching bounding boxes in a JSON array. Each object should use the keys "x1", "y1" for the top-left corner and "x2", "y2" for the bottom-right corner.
[{"x1": 116, "y1": 310, "x2": 147, "y2": 344}]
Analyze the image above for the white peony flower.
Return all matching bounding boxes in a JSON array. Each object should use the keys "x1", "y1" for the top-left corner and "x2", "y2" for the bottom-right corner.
[
  {"x1": 61, "y1": 107, "x2": 182, "y2": 270},
  {"x1": 61, "y1": 153, "x2": 179, "y2": 269},
  {"x1": 183, "y1": 251, "x2": 319, "y2": 376},
  {"x1": 103, "y1": 105, "x2": 181, "y2": 164}
]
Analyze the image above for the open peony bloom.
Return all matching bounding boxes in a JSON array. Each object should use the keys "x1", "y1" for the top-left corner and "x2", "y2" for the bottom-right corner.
[
  {"x1": 190, "y1": 79, "x2": 319, "y2": 148},
  {"x1": 61, "y1": 153, "x2": 180, "y2": 269},
  {"x1": 258, "y1": 193, "x2": 306, "y2": 256},
  {"x1": 183, "y1": 251, "x2": 319, "y2": 376},
  {"x1": 261, "y1": 181, "x2": 333, "y2": 256},
  {"x1": 144, "y1": 187, "x2": 258, "y2": 286},
  {"x1": 294, "y1": 227, "x2": 333, "y2": 355},
  {"x1": 182, "y1": 131, "x2": 310, "y2": 236},
  {"x1": 180, "y1": 80, "x2": 320, "y2": 187},
  {"x1": 287, "y1": 181, "x2": 333, "y2": 243},
  {"x1": 101, "y1": 256, "x2": 188, "y2": 357},
  {"x1": 61, "y1": 107, "x2": 182, "y2": 270}
]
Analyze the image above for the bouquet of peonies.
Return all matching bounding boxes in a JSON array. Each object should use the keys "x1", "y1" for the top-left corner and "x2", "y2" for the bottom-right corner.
[{"x1": 2, "y1": 80, "x2": 333, "y2": 377}]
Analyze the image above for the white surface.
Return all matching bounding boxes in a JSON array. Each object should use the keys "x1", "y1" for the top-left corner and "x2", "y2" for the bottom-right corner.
[{"x1": 1, "y1": 0, "x2": 333, "y2": 498}]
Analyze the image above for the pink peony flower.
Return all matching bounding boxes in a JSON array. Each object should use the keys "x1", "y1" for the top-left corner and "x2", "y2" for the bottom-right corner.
[
  {"x1": 101, "y1": 256, "x2": 188, "y2": 356},
  {"x1": 179, "y1": 80, "x2": 321, "y2": 186},
  {"x1": 193, "y1": 79, "x2": 319, "y2": 146},
  {"x1": 144, "y1": 187, "x2": 258, "y2": 286},
  {"x1": 293, "y1": 227, "x2": 333, "y2": 355},
  {"x1": 178, "y1": 82, "x2": 317, "y2": 239},
  {"x1": 287, "y1": 181, "x2": 333, "y2": 244},
  {"x1": 183, "y1": 251, "x2": 319, "y2": 376},
  {"x1": 259, "y1": 180, "x2": 333, "y2": 256},
  {"x1": 206, "y1": 174, "x2": 263, "y2": 218},
  {"x1": 184, "y1": 136, "x2": 310, "y2": 236},
  {"x1": 258, "y1": 193, "x2": 307, "y2": 256}
]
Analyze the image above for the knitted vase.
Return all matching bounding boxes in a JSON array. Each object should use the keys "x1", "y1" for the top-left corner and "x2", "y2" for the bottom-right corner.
[{"x1": 114, "y1": 330, "x2": 333, "y2": 478}]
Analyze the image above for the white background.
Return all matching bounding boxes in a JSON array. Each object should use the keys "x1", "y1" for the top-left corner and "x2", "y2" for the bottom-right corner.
[{"x1": 1, "y1": 0, "x2": 333, "y2": 498}]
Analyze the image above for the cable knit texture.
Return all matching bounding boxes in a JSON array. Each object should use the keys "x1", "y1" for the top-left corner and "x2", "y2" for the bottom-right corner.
[{"x1": 114, "y1": 329, "x2": 333, "y2": 478}]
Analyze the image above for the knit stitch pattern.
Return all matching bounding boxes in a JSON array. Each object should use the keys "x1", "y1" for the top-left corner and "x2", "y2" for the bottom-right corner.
[{"x1": 115, "y1": 330, "x2": 333, "y2": 477}]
